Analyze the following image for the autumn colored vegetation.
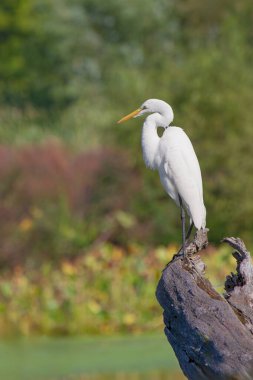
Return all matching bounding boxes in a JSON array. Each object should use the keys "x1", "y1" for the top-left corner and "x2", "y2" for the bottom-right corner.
[
  {"x1": 0, "y1": 143, "x2": 143, "y2": 267},
  {"x1": 0, "y1": 242, "x2": 234, "y2": 337}
]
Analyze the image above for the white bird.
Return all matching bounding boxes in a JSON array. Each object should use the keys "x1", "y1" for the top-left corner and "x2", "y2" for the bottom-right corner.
[{"x1": 117, "y1": 99, "x2": 206, "y2": 257}]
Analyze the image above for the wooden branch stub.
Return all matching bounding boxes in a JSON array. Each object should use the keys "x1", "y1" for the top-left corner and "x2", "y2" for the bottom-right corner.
[
  {"x1": 223, "y1": 237, "x2": 253, "y2": 335},
  {"x1": 156, "y1": 231, "x2": 253, "y2": 380}
]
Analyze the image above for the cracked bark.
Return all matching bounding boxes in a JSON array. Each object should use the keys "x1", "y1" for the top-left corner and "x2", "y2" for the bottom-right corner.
[{"x1": 156, "y1": 230, "x2": 253, "y2": 380}]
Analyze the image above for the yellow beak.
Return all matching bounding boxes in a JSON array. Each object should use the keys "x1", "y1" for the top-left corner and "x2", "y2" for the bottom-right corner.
[{"x1": 117, "y1": 108, "x2": 142, "y2": 124}]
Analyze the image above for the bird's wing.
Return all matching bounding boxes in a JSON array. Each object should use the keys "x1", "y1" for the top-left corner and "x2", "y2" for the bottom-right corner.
[
  {"x1": 163, "y1": 128, "x2": 205, "y2": 229},
  {"x1": 181, "y1": 134, "x2": 203, "y2": 200}
]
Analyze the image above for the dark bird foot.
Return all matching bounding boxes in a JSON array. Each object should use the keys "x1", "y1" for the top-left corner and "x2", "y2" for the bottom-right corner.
[{"x1": 163, "y1": 229, "x2": 209, "y2": 271}]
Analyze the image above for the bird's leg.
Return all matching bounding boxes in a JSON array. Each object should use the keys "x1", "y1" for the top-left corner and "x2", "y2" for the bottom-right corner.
[
  {"x1": 172, "y1": 221, "x2": 194, "y2": 261},
  {"x1": 170, "y1": 196, "x2": 187, "y2": 262},
  {"x1": 170, "y1": 202, "x2": 193, "y2": 263},
  {"x1": 186, "y1": 222, "x2": 194, "y2": 241},
  {"x1": 179, "y1": 195, "x2": 186, "y2": 258}
]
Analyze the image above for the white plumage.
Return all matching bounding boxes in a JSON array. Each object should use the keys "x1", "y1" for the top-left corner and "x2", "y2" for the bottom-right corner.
[
  {"x1": 117, "y1": 98, "x2": 206, "y2": 245},
  {"x1": 158, "y1": 127, "x2": 206, "y2": 229}
]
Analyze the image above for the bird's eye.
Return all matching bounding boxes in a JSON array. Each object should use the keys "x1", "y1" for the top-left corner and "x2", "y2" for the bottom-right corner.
[{"x1": 142, "y1": 106, "x2": 147, "y2": 110}]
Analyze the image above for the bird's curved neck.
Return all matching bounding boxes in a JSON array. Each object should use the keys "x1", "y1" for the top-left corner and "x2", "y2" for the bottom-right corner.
[{"x1": 141, "y1": 114, "x2": 161, "y2": 170}]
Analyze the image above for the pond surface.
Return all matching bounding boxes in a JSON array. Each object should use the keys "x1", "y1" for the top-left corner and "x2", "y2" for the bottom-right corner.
[{"x1": 0, "y1": 334, "x2": 185, "y2": 380}]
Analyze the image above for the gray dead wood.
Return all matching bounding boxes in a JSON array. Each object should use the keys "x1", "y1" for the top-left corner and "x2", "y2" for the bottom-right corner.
[{"x1": 156, "y1": 230, "x2": 253, "y2": 380}]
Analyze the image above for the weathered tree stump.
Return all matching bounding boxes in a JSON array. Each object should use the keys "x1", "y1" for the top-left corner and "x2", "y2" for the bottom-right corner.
[{"x1": 156, "y1": 231, "x2": 253, "y2": 380}]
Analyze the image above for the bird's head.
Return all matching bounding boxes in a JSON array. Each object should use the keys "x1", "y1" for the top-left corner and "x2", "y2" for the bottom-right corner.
[{"x1": 117, "y1": 98, "x2": 174, "y2": 126}]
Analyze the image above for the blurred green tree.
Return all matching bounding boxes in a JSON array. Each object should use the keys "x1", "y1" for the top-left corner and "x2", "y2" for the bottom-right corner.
[{"x1": 0, "y1": 0, "x2": 253, "y2": 255}]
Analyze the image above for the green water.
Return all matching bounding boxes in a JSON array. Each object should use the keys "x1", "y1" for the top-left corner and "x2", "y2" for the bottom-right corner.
[{"x1": 0, "y1": 334, "x2": 184, "y2": 380}]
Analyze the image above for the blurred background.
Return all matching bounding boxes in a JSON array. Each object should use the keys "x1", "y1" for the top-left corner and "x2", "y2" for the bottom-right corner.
[{"x1": 0, "y1": 0, "x2": 253, "y2": 379}]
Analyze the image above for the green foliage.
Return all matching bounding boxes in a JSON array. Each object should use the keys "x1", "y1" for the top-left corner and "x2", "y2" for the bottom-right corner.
[
  {"x1": 0, "y1": 144, "x2": 146, "y2": 266},
  {"x1": 0, "y1": 0, "x2": 253, "y2": 254},
  {"x1": 0, "y1": 243, "x2": 233, "y2": 337}
]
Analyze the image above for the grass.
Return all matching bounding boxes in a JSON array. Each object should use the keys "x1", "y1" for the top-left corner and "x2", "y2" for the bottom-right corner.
[{"x1": 0, "y1": 334, "x2": 184, "y2": 380}]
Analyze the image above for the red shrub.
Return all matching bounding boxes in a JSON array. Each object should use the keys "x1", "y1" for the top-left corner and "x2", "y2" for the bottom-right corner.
[{"x1": 0, "y1": 142, "x2": 142, "y2": 266}]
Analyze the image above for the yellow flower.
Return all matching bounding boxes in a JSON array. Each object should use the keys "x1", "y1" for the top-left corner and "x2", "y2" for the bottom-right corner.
[
  {"x1": 61, "y1": 261, "x2": 77, "y2": 276},
  {"x1": 123, "y1": 313, "x2": 136, "y2": 326},
  {"x1": 19, "y1": 218, "x2": 33, "y2": 232},
  {"x1": 87, "y1": 300, "x2": 101, "y2": 314}
]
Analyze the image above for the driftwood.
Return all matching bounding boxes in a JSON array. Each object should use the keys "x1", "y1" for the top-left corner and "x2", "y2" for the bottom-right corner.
[{"x1": 156, "y1": 230, "x2": 253, "y2": 380}]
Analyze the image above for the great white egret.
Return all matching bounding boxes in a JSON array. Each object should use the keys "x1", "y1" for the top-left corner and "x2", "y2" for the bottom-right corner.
[{"x1": 117, "y1": 99, "x2": 206, "y2": 257}]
